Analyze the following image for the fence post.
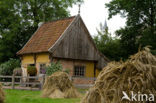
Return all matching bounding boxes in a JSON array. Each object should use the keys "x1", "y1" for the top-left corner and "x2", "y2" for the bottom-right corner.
[
  {"x1": 20, "y1": 75, "x2": 24, "y2": 86},
  {"x1": 40, "y1": 74, "x2": 45, "y2": 90},
  {"x1": 70, "y1": 76, "x2": 73, "y2": 82},
  {"x1": 12, "y1": 74, "x2": 15, "y2": 89}
]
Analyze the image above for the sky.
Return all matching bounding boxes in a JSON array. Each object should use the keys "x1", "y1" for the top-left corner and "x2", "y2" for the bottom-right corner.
[{"x1": 69, "y1": 0, "x2": 126, "y2": 36}]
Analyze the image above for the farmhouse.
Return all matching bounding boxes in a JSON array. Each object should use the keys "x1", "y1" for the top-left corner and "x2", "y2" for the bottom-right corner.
[{"x1": 17, "y1": 15, "x2": 109, "y2": 84}]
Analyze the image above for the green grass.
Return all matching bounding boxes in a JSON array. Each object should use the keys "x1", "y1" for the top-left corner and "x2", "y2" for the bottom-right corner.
[{"x1": 4, "y1": 89, "x2": 81, "y2": 103}]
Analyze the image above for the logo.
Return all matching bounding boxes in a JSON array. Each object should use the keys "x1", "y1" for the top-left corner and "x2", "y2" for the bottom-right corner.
[{"x1": 122, "y1": 91, "x2": 154, "y2": 102}]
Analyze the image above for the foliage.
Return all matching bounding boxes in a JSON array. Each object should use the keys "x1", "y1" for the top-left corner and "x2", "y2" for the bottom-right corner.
[
  {"x1": 13, "y1": 68, "x2": 22, "y2": 76},
  {"x1": 63, "y1": 68, "x2": 70, "y2": 74},
  {"x1": 0, "y1": 59, "x2": 20, "y2": 75},
  {"x1": 0, "y1": 0, "x2": 83, "y2": 64},
  {"x1": 106, "y1": 0, "x2": 156, "y2": 59},
  {"x1": 94, "y1": 23, "x2": 124, "y2": 61},
  {"x1": 27, "y1": 66, "x2": 37, "y2": 76},
  {"x1": 46, "y1": 62, "x2": 63, "y2": 76},
  {"x1": 5, "y1": 89, "x2": 81, "y2": 103}
]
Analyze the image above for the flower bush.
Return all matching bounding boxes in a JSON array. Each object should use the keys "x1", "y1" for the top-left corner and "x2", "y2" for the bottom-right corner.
[{"x1": 27, "y1": 66, "x2": 37, "y2": 76}]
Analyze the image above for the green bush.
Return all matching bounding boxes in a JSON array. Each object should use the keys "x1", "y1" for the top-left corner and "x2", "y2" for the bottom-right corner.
[
  {"x1": 63, "y1": 68, "x2": 70, "y2": 74},
  {"x1": 46, "y1": 62, "x2": 62, "y2": 76},
  {"x1": 27, "y1": 66, "x2": 37, "y2": 76},
  {"x1": 0, "y1": 58, "x2": 20, "y2": 75}
]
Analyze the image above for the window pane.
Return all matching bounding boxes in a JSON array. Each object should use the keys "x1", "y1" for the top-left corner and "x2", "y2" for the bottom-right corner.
[
  {"x1": 74, "y1": 66, "x2": 85, "y2": 76},
  {"x1": 40, "y1": 64, "x2": 46, "y2": 74},
  {"x1": 29, "y1": 64, "x2": 35, "y2": 66}
]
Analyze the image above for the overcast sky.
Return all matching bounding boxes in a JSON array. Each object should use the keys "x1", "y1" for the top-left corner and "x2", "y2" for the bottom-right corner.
[{"x1": 69, "y1": 0, "x2": 126, "y2": 36}]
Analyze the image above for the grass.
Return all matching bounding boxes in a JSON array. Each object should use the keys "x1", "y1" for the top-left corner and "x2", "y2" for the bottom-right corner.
[{"x1": 4, "y1": 89, "x2": 81, "y2": 103}]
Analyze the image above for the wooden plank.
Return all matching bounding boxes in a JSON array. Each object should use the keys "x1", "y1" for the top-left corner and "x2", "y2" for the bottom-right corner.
[
  {"x1": 1, "y1": 82, "x2": 40, "y2": 85},
  {"x1": 18, "y1": 76, "x2": 39, "y2": 79},
  {"x1": 71, "y1": 77, "x2": 96, "y2": 81},
  {"x1": 0, "y1": 75, "x2": 39, "y2": 79},
  {"x1": 0, "y1": 75, "x2": 43, "y2": 90},
  {"x1": 12, "y1": 74, "x2": 15, "y2": 89},
  {"x1": 49, "y1": 15, "x2": 109, "y2": 69},
  {"x1": 16, "y1": 82, "x2": 41, "y2": 85},
  {"x1": 52, "y1": 18, "x2": 99, "y2": 61},
  {"x1": 3, "y1": 86, "x2": 40, "y2": 91},
  {"x1": 0, "y1": 76, "x2": 12, "y2": 78},
  {"x1": 0, "y1": 82, "x2": 12, "y2": 84}
]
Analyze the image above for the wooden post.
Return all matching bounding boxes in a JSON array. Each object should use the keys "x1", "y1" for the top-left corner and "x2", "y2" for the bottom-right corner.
[
  {"x1": 40, "y1": 74, "x2": 45, "y2": 90},
  {"x1": 27, "y1": 74, "x2": 29, "y2": 87},
  {"x1": 69, "y1": 76, "x2": 73, "y2": 81},
  {"x1": 20, "y1": 75, "x2": 23, "y2": 86},
  {"x1": 12, "y1": 74, "x2": 15, "y2": 89}
]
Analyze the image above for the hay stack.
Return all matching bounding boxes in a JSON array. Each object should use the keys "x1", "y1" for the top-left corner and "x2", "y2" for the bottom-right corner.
[
  {"x1": 42, "y1": 72, "x2": 81, "y2": 98},
  {"x1": 81, "y1": 47, "x2": 156, "y2": 103},
  {"x1": 0, "y1": 83, "x2": 5, "y2": 103}
]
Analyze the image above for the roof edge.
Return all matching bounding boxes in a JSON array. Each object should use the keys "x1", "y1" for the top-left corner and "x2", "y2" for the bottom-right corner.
[
  {"x1": 48, "y1": 15, "x2": 79, "y2": 52},
  {"x1": 16, "y1": 24, "x2": 45, "y2": 55},
  {"x1": 78, "y1": 16, "x2": 110, "y2": 62}
]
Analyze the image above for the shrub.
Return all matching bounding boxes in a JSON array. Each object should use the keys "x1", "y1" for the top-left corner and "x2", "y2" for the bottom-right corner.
[
  {"x1": 46, "y1": 62, "x2": 62, "y2": 76},
  {"x1": 63, "y1": 68, "x2": 70, "y2": 74},
  {"x1": 0, "y1": 59, "x2": 20, "y2": 75},
  {"x1": 27, "y1": 66, "x2": 37, "y2": 76}
]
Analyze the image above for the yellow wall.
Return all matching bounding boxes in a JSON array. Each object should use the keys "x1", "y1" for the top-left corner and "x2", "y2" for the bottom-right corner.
[
  {"x1": 85, "y1": 62, "x2": 101, "y2": 77},
  {"x1": 21, "y1": 53, "x2": 99, "y2": 78},
  {"x1": 22, "y1": 54, "x2": 34, "y2": 64},
  {"x1": 21, "y1": 53, "x2": 50, "y2": 76},
  {"x1": 54, "y1": 59, "x2": 96, "y2": 78},
  {"x1": 85, "y1": 61, "x2": 94, "y2": 77},
  {"x1": 22, "y1": 53, "x2": 50, "y2": 65},
  {"x1": 96, "y1": 69, "x2": 101, "y2": 77},
  {"x1": 36, "y1": 53, "x2": 50, "y2": 63}
]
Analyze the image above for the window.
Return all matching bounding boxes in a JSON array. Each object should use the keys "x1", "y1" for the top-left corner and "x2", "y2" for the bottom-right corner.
[
  {"x1": 40, "y1": 64, "x2": 46, "y2": 74},
  {"x1": 29, "y1": 64, "x2": 35, "y2": 66},
  {"x1": 74, "y1": 66, "x2": 85, "y2": 77}
]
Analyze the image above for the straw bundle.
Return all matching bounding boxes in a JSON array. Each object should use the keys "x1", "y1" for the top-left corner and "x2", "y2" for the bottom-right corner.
[
  {"x1": 81, "y1": 47, "x2": 156, "y2": 103},
  {"x1": 42, "y1": 72, "x2": 81, "y2": 98},
  {"x1": 0, "y1": 83, "x2": 5, "y2": 103}
]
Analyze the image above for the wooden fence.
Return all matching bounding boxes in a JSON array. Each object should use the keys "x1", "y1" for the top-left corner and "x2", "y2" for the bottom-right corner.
[
  {"x1": 0, "y1": 75, "x2": 45, "y2": 90},
  {"x1": 0, "y1": 75, "x2": 96, "y2": 90}
]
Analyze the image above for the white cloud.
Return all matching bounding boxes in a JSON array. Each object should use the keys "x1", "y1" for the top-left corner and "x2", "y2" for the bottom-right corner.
[{"x1": 69, "y1": 0, "x2": 126, "y2": 36}]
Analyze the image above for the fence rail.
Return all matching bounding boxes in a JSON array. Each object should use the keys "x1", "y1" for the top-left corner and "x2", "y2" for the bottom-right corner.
[
  {"x1": 0, "y1": 75, "x2": 45, "y2": 90},
  {"x1": 71, "y1": 76, "x2": 96, "y2": 80},
  {"x1": 0, "y1": 75, "x2": 96, "y2": 90}
]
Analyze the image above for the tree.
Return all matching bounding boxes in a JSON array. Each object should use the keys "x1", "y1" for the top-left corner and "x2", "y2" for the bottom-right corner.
[
  {"x1": 0, "y1": 58, "x2": 20, "y2": 75},
  {"x1": 94, "y1": 23, "x2": 124, "y2": 61},
  {"x1": 0, "y1": 0, "x2": 83, "y2": 64},
  {"x1": 106, "y1": 0, "x2": 156, "y2": 58}
]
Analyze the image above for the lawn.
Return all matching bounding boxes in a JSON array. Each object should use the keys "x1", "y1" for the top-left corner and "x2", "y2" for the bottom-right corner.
[{"x1": 4, "y1": 89, "x2": 81, "y2": 103}]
